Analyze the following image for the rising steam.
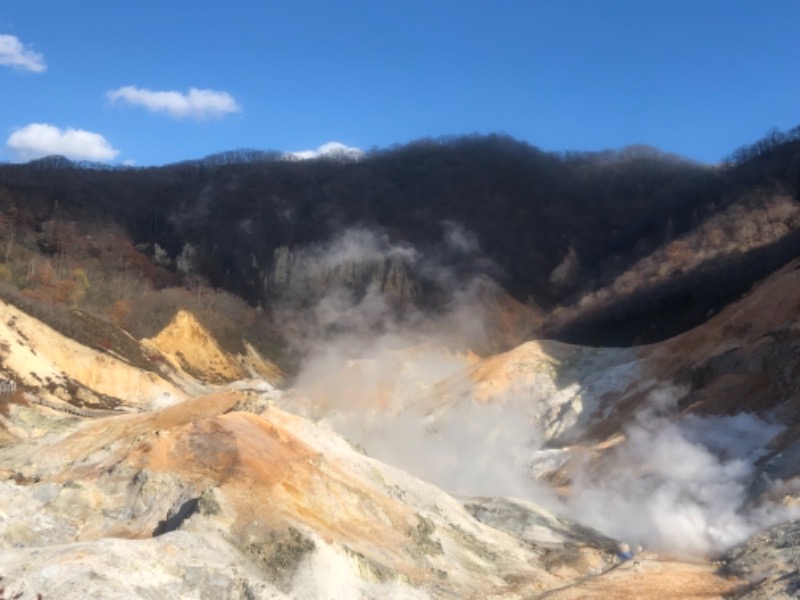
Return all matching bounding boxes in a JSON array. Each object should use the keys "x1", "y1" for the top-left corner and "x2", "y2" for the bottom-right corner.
[
  {"x1": 275, "y1": 226, "x2": 799, "y2": 556},
  {"x1": 565, "y1": 388, "x2": 798, "y2": 555}
]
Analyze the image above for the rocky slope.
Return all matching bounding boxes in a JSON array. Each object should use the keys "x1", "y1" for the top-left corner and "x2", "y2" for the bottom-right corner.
[
  {"x1": 0, "y1": 306, "x2": 621, "y2": 598},
  {"x1": 722, "y1": 519, "x2": 800, "y2": 599},
  {"x1": 4, "y1": 254, "x2": 800, "y2": 597},
  {"x1": 280, "y1": 257, "x2": 800, "y2": 591}
]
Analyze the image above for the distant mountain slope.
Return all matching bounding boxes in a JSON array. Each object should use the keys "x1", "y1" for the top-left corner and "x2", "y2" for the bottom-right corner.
[{"x1": 0, "y1": 129, "x2": 798, "y2": 348}]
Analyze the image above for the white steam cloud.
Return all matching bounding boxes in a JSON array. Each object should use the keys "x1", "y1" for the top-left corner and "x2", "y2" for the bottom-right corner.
[
  {"x1": 106, "y1": 86, "x2": 242, "y2": 120},
  {"x1": 0, "y1": 34, "x2": 46, "y2": 72},
  {"x1": 272, "y1": 228, "x2": 420, "y2": 355},
  {"x1": 276, "y1": 227, "x2": 799, "y2": 557},
  {"x1": 287, "y1": 323, "x2": 551, "y2": 502},
  {"x1": 278, "y1": 226, "x2": 551, "y2": 501},
  {"x1": 564, "y1": 388, "x2": 798, "y2": 555},
  {"x1": 6, "y1": 123, "x2": 120, "y2": 162},
  {"x1": 443, "y1": 220, "x2": 481, "y2": 255},
  {"x1": 274, "y1": 226, "x2": 499, "y2": 359},
  {"x1": 320, "y1": 227, "x2": 417, "y2": 268},
  {"x1": 334, "y1": 390, "x2": 554, "y2": 503}
]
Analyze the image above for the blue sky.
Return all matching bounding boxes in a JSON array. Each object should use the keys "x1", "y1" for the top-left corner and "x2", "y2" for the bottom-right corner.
[{"x1": 1, "y1": 1, "x2": 798, "y2": 166}]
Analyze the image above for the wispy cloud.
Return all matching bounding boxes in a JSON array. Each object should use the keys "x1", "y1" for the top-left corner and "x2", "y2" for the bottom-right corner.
[
  {"x1": 285, "y1": 141, "x2": 364, "y2": 161},
  {"x1": 6, "y1": 123, "x2": 120, "y2": 162},
  {"x1": 106, "y1": 85, "x2": 242, "y2": 120},
  {"x1": 0, "y1": 34, "x2": 46, "y2": 72}
]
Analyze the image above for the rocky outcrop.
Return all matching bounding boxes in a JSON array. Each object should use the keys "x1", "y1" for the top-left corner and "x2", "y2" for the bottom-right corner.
[
  {"x1": 264, "y1": 243, "x2": 420, "y2": 306},
  {"x1": 548, "y1": 245, "x2": 580, "y2": 292},
  {"x1": 0, "y1": 392, "x2": 618, "y2": 599},
  {"x1": 722, "y1": 520, "x2": 800, "y2": 599},
  {"x1": 144, "y1": 309, "x2": 284, "y2": 385},
  {"x1": 0, "y1": 299, "x2": 188, "y2": 411},
  {"x1": 0, "y1": 298, "x2": 284, "y2": 425}
]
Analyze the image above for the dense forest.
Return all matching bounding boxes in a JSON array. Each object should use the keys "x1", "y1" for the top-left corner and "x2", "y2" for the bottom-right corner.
[{"x1": 0, "y1": 126, "x2": 798, "y2": 363}]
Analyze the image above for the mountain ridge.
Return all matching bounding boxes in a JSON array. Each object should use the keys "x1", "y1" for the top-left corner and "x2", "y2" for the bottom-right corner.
[{"x1": 1, "y1": 129, "x2": 798, "y2": 354}]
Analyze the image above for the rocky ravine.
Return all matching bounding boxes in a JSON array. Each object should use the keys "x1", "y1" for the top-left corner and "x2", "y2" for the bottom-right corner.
[
  {"x1": 280, "y1": 259, "x2": 800, "y2": 597},
  {"x1": 2, "y1": 261, "x2": 800, "y2": 597},
  {"x1": 0, "y1": 298, "x2": 609, "y2": 599}
]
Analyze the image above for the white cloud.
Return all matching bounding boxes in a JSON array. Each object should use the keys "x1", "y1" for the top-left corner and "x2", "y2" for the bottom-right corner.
[
  {"x1": 6, "y1": 123, "x2": 120, "y2": 162},
  {"x1": 285, "y1": 141, "x2": 364, "y2": 161},
  {"x1": 0, "y1": 34, "x2": 46, "y2": 72},
  {"x1": 106, "y1": 85, "x2": 242, "y2": 120}
]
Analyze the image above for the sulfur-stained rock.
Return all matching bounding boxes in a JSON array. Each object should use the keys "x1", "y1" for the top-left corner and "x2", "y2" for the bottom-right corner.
[{"x1": 721, "y1": 520, "x2": 800, "y2": 600}]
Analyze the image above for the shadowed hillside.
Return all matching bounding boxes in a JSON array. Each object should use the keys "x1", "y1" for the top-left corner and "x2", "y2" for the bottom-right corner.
[{"x1": 0, "y1": 128, "x2": 798, "y2": 355}]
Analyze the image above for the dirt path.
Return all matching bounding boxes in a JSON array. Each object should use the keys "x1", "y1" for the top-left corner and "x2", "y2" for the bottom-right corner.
[{"x1": 536, "y1": 557, "x2": 743, "y2": 599}]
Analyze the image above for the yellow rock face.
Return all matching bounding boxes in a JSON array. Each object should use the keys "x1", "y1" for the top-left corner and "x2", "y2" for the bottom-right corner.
[
  {"x1": 146, "y1": 310, "x2": 248, "y2": 383},
  {"x1": 146, "y1": 310, "x2": 284, "y2": 385},
  {"x1": 0, "y1": 299, "x2": 186, "y2": 408}
]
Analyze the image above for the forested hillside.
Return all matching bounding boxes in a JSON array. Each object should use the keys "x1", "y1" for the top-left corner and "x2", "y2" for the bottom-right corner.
[{"x1": 0, "y1": 128, "x2": 798, "y2": 362}]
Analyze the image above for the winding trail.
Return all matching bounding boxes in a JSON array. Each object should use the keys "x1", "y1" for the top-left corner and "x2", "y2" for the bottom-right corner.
[
  {"x1": 531, "y1": 558, "x2": 630, "y2": 599},
  {"x1": 531, "y1": 556, "x2": 741, "y2": 599}
]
